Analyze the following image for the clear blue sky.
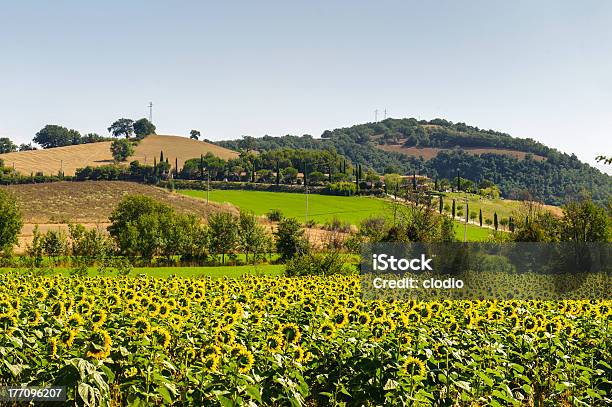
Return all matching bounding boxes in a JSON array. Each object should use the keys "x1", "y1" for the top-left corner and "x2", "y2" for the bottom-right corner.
[{"x1": 1, "y1": 1, "x2": 611, "y2": 169}]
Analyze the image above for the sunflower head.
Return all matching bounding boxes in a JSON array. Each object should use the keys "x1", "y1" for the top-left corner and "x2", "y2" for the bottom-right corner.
[
  {"x1": 402, "y1": 356, "x2": 426, "y2": 378},
  {"x1": 151, "y1": 326, "x2": 171, "y2": 349},
  {"x1": 278, "y1": 323, "x2": 301, "y2": 345},
  {"x1": 133, "y1": 317, "x2": 151, "y2": 335},
  {"x1": 266, "y1": 335, "x2": 284, "y2": 353},
  {"x1": 90, "y1": 310, "x2": 107, "y2": 329},
  {"x1": 319, "y1": 322, "x2": 336, "y2": 340},
  {"x1": 86, "y1": 329, "x2": 112, "y2": 360},
  {"x1": 235, "y1": 346, "x2": 254, "y2": 374},
  {"x1": 291, "y1": 345, "x2": 306, "y2": 363}
]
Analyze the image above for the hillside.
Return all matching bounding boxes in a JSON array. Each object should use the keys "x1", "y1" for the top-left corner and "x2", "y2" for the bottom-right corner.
[
  {"x1": 0, "y1": 180, "x2": 230, "y2": 223},
  {"x1": 218, "y1": 118, "x2": 612, "y2": 206},
  {"x1": 377, "y1": 144, "x2": 547, "y2": 162},
  {"x1": 0, "y1": 134, "x2": 238, "y2": 176}
]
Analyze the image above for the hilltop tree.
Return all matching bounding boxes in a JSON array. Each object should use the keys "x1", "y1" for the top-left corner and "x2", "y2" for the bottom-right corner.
[
  {"x1": 0, "y1": 190, "x2": 22, "y2": 256},
  {"x1": 493, "y1": 212, "x2": 499, "y2": 231},
  {"x1": 82, "y1": 133, "x2": 107, "y2": 144},
  {"x1": 0, "y1": 138, "x2": 17, "y2": 153},
  {"x1": 190, "y1": 130, "x2": 201, "y2": 140},
  {"x1": 596, "y1": 155, "x2": 611, "y2": 165},
  {"x1": 18, "y1": 143, "x2": 36, "y2": 151},
  {"x1": 108, "y1": 118, "x2": 134, "y2": 139},
  {"x1": 110, "y1": 139, "x2": 135, "y2": 162},
  {"x1": 479, "y1": 208, "x2": 483, "y2": 227},
  {"x1": 133, "y1": 118, "x2": 156, "y2": 139},
  {"x1": 34, "y1": 125, "x2": 81, "y2": 148}
]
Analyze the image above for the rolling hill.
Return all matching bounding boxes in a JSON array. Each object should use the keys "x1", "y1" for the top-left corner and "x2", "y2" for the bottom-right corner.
[
  {"x1": 0, "y1": 134, "x2": 238, "y2": 176},
  {"x1": 0, "y1": 180, "x2": 231, "y2": 224},
  {"x1": 0, "y1": 180, "x2": 235, "y2": 253},
  {"x1": 218, "y1": 118, "x2": 612, "y2": 206}
]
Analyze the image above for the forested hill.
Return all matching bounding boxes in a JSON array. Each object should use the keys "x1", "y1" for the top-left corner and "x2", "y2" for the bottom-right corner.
[{"x1": 217, "y1": 118, "x2": 612, "y2": 206}]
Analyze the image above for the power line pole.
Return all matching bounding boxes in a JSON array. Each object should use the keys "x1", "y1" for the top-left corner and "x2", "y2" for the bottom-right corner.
[
  {"x1": 206, "y1": 169, "x2": 210, "y2": 205},
  {"x1": 148, "y1": 102, "x2": 153, "y2": 122},
  {"x1": 463, "y1": 191, "x2": 468, "y2": 242},
  {"x1": 304, "y1": 162, "x2": 309, "y2": 224}
]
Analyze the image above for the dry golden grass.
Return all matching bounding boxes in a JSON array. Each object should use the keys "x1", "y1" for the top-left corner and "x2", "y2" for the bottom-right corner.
[
  {"x1": 0, "y1": 180, "x2": 232, "y2": 224},
  {"x1": 0, "y1": 134, "x2": 238, "y2": 176},
  {"x1": 377, "y1": 144, "x2": 547, "y2": 162}
]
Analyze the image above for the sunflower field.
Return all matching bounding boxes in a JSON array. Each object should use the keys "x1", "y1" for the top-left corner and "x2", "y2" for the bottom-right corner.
[{"x1": 0, "y1": 271, "x2": 610, "y2": 406}]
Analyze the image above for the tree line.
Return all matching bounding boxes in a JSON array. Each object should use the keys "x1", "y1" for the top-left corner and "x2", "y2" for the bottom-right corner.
[{"x1": 0, "y1": 118, "x2": 157, "y2": 151}]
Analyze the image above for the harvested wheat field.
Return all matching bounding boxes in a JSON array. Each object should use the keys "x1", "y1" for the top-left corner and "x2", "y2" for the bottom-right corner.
[
  {"x1": 0, "y1": 134, "x2": 238, "y2": 176},
  {"x1": 0, "y1": 181, "x2": 233, "y2": 224}
]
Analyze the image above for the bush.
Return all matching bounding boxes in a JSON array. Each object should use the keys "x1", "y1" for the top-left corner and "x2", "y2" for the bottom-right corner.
[
  {"x1": 267, "y1": 209, "x2": 284, "y2": 222},
  {"x1": 325, "y1": 182, "x2": 357, "y2": 196},
  {"x1": 324, "y1": 217, "x2": 352, "y2": 233},
  {"x1": 284, "y1": 251, "x2": 349, "y2": 277},
  {"x1": 108, "y1": 195, "x2": 206, "y2": 263},
  {"x1": 0, "y1": 189, "x2": 22, "y2": 256},
  {"x1": 111, "y1": 139, "x2": 135, "y2": 162}
]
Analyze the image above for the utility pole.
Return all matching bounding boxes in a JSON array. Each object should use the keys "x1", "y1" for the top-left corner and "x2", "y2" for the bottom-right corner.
[
  {"x1": 304, "y1": 162, "x2": 309, "y2": 224},
  {"x1": 463, "y1": 191, "x2": 468, "y2": 242},
  {"x1": 148, "y1": 102, "x2": 153, "y2": 122}
]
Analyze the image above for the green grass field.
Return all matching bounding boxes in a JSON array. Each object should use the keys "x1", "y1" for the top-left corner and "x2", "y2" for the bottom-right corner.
[
  {"x1": 180, "y1": 189, "x2": 389, "y2": 225},
  {"x1": 181, "y1": 189, "x2": 497, "y2": 241},
  {"x1": 442, "y1": 192, "x2": 561, "y2": 222},
  {"x1": 454, "y1": 222, "x2": 493, "y2": 241},
  {"x1": 1, "y1": 264, "x2": 284, "y2": 278}
]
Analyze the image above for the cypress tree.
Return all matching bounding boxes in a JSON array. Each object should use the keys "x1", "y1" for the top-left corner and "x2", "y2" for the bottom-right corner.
[
  {"x1": 439, "y1": 196, "x2": 443, "y2": 214},
  {"x1": 412, "y1": 171, "x2": 417, "y2": 191},
  {"x1": 494, "y1": 212, "x2": 499, "y2": 231},
  {"x1": 160, "y1": 150, "x2": 164, "y2": 163},
  {"x1": 434, "y1": 178, "x2": 439, "y2": 191},
  {"x1": 175, "y1": 158, "x2": 178, "y2": 178},
  {"x1": 452, "y1": 199, "x2": 456, "y2": 218},
  {"x1": 456, "y1": 170, "x2": 461, "y2": 191},
  {"x1": 466, "y1": 203, "x2": 469, "y2": 222},
  {"x1": 276, "y1": 160, "x2": 280, "y2": 185},
  {"x1": 200, "y1": 155, "x2": 204, "y2": 180},
  {"x1": 509, "y1": 216, "x2": 514, "y2": 232},
  {"x1": 479, "y1": 208, "x2": 483, "y2": 227},
  {"x1": 153, "y1": 157, "x2": 157, "y2": 176}
]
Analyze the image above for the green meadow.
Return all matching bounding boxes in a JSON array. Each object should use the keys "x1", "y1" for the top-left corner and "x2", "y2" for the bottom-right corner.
[
  {"x1": 180, "y1": 189, "x2": 389, "y2": 225},
  {"x1": 181, "y1": 189, "x2": 496, "y2": 241}
]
